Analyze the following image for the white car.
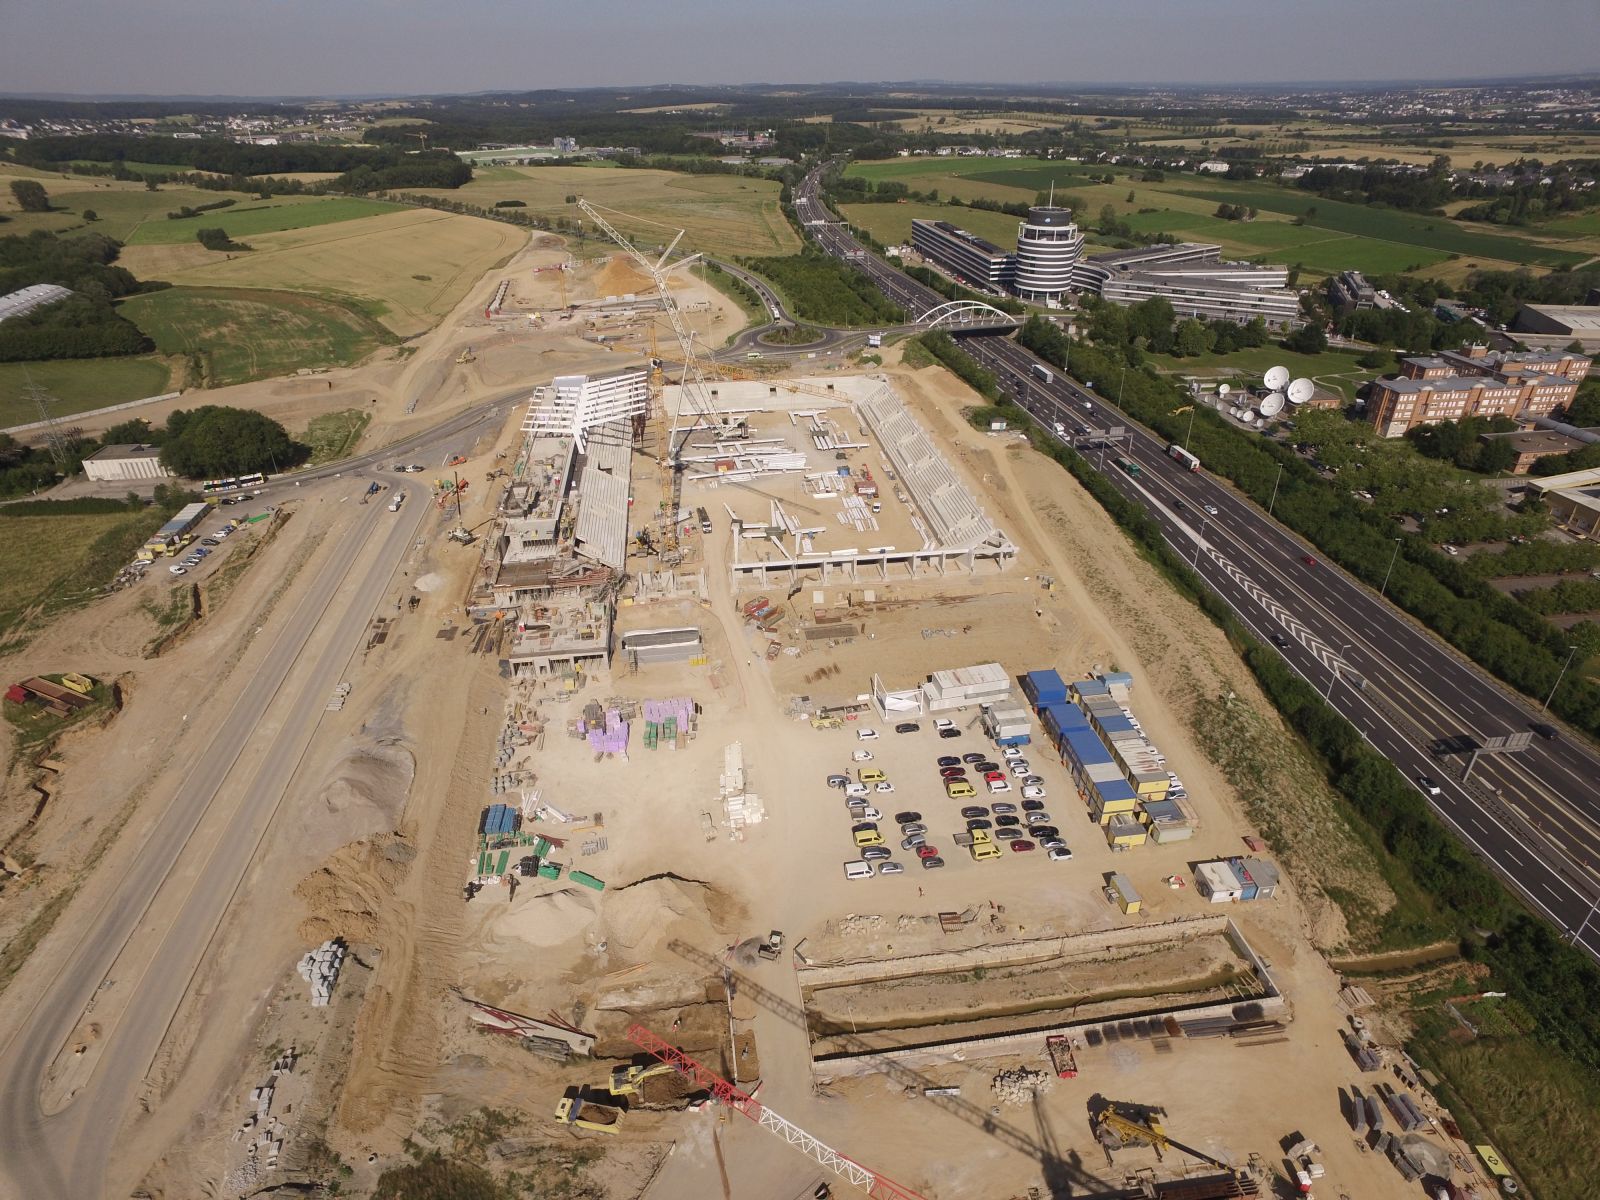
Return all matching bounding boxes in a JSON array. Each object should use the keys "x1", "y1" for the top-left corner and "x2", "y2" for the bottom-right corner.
[
  {"x1": 856, "y1": 728, "x2": 879, "y2": 741},
  {"x1": 1048, "y1": 846, "x2": 1073, "y2": 862},
  {"x1": 1008, "y1": 761, "x2": 1032, "y2": 777},
  {"x1": 874, "y1": 781, "x2": 895, "y2": 794},
  {"x1": 1022, "y1": 784, "x2": 1047, "y2": 800},
  {"x1": 987, "y1": 778, "x2": 1012, "y2": 795},
  {"x1": 168, "y1": 565, "x2": 187, "y2": 575},
  {"x1": 852, "y1": 748, "x2": 874, "y2": 762},
  {"x1": 1002, "y1": 746, "x2": 1025, "y2": 760},
  {"x1": 855, "y1": 806, "x2": 883, "y2": 822},
  {"x1": 934, "y1": 718, "x2": 955, "y2": 731},
  {"x1": 844, "y1": 783, "x2": 870, "y2": 799}
]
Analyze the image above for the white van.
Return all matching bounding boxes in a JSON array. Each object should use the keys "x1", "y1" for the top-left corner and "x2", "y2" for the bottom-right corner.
[
  {"x1": 843, "y1": 860, "x2": 874, "y2": 881},
  {"x1": 389, "y1": 491, "x2": 406, "y2": 512}
]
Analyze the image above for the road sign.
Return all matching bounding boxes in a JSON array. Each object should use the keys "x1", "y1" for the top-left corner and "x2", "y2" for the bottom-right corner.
[{"x1": 1480, "y1": 733, "x2": 1533, "y2": 753}]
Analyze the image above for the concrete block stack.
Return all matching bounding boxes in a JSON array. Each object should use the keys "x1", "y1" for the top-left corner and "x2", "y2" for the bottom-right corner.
[
  {"x1": 991, "y1": 1066, "x2": 1054, "y2": 1106},
  {"x1": 297, "y1": 938, "x2": 346, "y2": 1007}
]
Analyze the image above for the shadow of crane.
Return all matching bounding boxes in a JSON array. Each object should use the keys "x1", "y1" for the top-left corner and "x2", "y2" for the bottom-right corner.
[{"x1": 669, "y1": 938, "x2": 1111, "y2": 1199}]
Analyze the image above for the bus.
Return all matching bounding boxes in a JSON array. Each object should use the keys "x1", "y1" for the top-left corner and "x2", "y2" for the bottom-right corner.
[
  {"x1": 1114, "y1": 457, "x2": 1143, "y2": 478},
  {"x1": 1166, "y1": 443, "x2": 1201, "y2": 473},
  {"x1": 201, "y1": 472, "x2": 267, "y2": 495},
  {"x1": 1031, "y1": 363, "x2": 1052, "y2": 384}
]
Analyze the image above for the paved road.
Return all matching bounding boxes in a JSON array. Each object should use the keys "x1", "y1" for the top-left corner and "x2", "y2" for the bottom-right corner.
[
  {"x1": 796, "y1": 163, "x2": 1600, "y2": 962},
  {"x1": 0, "y1": 438, "x2": 458, "y2": 1199}
]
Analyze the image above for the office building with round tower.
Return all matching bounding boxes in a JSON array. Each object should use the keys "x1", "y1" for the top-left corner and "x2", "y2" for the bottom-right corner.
[{"x1": 1013, "y1": 206, "x2": 1083, "y2": 303}]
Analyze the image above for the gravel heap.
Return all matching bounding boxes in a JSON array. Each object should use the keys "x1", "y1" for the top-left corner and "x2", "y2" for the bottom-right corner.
[{"x1": 991, "y1": 1066, "x2": 1054, "y2": 1106}]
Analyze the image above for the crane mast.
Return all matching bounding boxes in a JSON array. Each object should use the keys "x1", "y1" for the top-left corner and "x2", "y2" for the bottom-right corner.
[{"x1": 624, "y1": 1023, "x2": 930, "y2": 1200}]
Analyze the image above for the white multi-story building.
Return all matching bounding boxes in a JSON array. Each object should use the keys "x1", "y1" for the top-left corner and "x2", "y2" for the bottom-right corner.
[{"x1": 1012, "y1": 206, "x2": 1084, "y2": 304}]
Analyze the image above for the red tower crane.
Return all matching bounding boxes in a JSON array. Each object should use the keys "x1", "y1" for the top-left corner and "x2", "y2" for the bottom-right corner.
[{"x1": 624, "y1": 1023, "x2": 929, "y2": 1200}]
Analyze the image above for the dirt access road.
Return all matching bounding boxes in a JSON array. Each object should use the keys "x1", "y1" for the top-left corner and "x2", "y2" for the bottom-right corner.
[{"x1": 0, "y1": 490, "x2": 430, "y2": 1200}]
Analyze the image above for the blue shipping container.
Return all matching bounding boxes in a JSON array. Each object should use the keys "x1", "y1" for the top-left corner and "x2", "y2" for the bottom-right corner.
[
  {"x1": 1022, "y1": 669, "x2": 1069, "y2": 709},
  {"x1": 1063, "y1": 729, "x2": 1114, "y2": 770},
  {"x1": 1072, "y1": 678, "x2": 1111, "y2": 699},
  {"x1": 1096, "y1": 777, "x2": 1139, "y2": 804}
]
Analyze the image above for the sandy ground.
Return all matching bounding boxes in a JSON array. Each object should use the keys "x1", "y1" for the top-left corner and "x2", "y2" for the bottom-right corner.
[{"x1": 0, "y1": 224, "x2": 1473, "y2": 1200}]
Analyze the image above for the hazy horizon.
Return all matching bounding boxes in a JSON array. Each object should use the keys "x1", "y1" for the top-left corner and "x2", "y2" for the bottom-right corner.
[{"x1": 3, "y1": 0, "x2": 1598, "y2": 100}]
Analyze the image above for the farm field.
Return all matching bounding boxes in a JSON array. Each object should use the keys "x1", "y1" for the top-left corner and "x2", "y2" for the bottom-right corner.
[
  {"x1": 838, "y1": 200, "x2": 1026, "y2": 251},
  {"x1": 0, "y1": 357, "x2": 173, "y2": 427},
  {"x1": 121, "y1": 286, "x2": 395, "y2": 386},
  {"x1": 407, "y1": 165, "x2": 800, "y2": 259},
  {"x1": 116, "y1": 208, "x2": 525, "y2": 336},
  {"x1": 124, "y1": 196, "x2": 401, "y2": 244},
  {"x1": 0, "y1": 180, "x2": 237, "y2": 242}
]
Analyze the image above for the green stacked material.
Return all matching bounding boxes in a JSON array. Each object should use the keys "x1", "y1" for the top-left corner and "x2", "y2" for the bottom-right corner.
[
  {"x1": 533, "y1": 836, "x2": 553, "y2": 858},
  {"x1": 496, "y1": 849, "x2": 511, "y2": 876},
  {"x1": 570, "y1": 870, "x2": 606, "y2": 891},
  {"x1": 538, "y1": 861, "x2": 563, "y2": 879},
  {"x1": 477, "y1": 851, "x2": 491, "y2": 875}
]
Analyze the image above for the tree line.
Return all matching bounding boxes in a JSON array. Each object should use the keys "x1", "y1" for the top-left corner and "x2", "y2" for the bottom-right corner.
[
  {"x1": 0, "y1": 229, "x2": 159, "y2": 362},
  {"x1": 737, "y1": 249, "x2": 905, "y2": 327}
]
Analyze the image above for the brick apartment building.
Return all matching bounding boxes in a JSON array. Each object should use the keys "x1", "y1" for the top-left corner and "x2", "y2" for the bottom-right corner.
[{"x1": 1367, "y1": 345, "x2": 1592, "y2": 438}]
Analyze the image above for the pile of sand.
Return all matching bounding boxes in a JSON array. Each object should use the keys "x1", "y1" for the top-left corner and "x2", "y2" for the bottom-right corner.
[
  {"x1": 604, "y1": 876, "x2": 715, "y2": 956},
  {"x1": 295, "y1": 833, "x2": 411, "y2": 943},
  {"x1": 300, "y1": 743, "x2": 415, "y2": 861},
  {"x1": 490, "y1": 886, "x2": 600, "y2": 950},
  {"x1": 412, "y1": 572, "x2": 446, "y2": 594}
]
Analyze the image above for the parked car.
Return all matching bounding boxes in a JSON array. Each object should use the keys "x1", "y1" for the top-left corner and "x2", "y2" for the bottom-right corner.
[
  {"x1": 851, "y1": 750, "x2": 874, "y2": 763},
  {"x1": 1025, "y1": 812, "x2": 1053, "y2": 826},
  {"x1": 939, "y1": 767, "x2": 967, "y2": 779},
  {"x1": 945, "y1": 780, "x2": 976, "y2": 799},
  {"x1": 934, "y1": 718, "x2": 955, "y2": 731},
  {"x1": 852, "y1": 824, "x2": 884, "y2": 847},
  {"x1": 961, "y1": 752, "x2": 986, "y2": 764},
  {"x1": 991, "y1": 801, "x2": 1018, "y2": 815},
  {"x1": 966, "y1": 818, "x2": 993, "y2": 831},
  {"x1": 994, "y1": 827, "x2": 1023, "y2": 840},
  {"x1": 844, "y1": 860, "x2": 873, "y2": 881},
  {"x1": 995, "y1": 815, "x2": 1020, "y2": 827},
  {"x1": 894, "y1": 811, "x2": 923, "y2": 825},
  {"x1": 168, "y1": 565, "x2": 188, "y2": 575},
  {"x1": 894, "y1": 722, "x2": 921, "y2": 734},
  {"x1": 862, "y1": 846, "x2": 891, "y2": 861},
  {"x1": 1022, "y1": 776, "x2": 1044, "y2": 787},
  {"x1": 844, "y1": 783, "x2": 869, "y2": 799},
  {"x1": 857, "y1": 728, "x2": 879, "y2": 741},
  {"x1": 936, "y1": 755, "x2": 961, "y2": 768},
  {"x1": 1003, "y1": 746, "x2": 1025, "y2": 760},
  {"x1": 959, "y1": 806, "x2": 988, "y2": 819},
  {"x1": 860, "y1": 767, "x2": 886, "y2": 783},
  {"x1": 899, "y1": 822, "x2": 927, "y2": 837},
  {"x1": 1029, "y1": 826, "x2": 1060, "y2": 841},
  {"x1": 920, "y1": 856, "x2": 945, "y2": 870},
  {"x1": 916, "y1": 845, "x2": 940, "y2": 861},
  {"x1": 987, "y1": 778, "x2": 1012, "y2": 794},
  {"x1": 875, "y1": 779, "x2": 896, "y2": 794},
  {"x1": 855, "y1": 806, "x2": 883, "y2": 821},
  {"x1": 200, "y1": 538, "x2": 219, "y2": 547},
  {"x1": 878, "y1": 861, "x2": 905, "y2": 875},
  {"x1": 975, "y1": 761, "x2": 1000, "y2": 773},
  {"x1": 1008, "y1": 761, "x2": 1032, "y2": 777},
  {"x1": 983, "y1": 771, "x2": 1006, "y2": 783},
  {"x1": 1021, "y1": 784, "x2": 1047, "y2": 800},
  {"x1": 939, "y1": 727, "x2": 962, "y2": 739},
  {"x1": 1021, "y1": 799, "x2": 1046, "y2": 812},
  {"x1": 901, "y1": 835, "x2": 927, "y2": 851},
  {"x1": 1009, "y1": 840, "x2": 1036, "y2": 853},
  {"x1": 1048, "y1": 847, "x2": 1073, "y2": 862},
  {"x1": 827, "y1": 774, "x2": 850, "y2": 788}
]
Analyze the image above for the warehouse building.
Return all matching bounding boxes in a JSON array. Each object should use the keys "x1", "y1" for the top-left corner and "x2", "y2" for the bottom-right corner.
[
  {"x1": 1512, "y1": 303, "x2": 1600, "y2": 350},
  {"x1": 0, "y1": 283, "x2": 71, "y2": 324},
  {"x1": 910, "y1": 219, "x2": 1015, "y2": 291},
  {"x1": 1526, "y1": 466, "x2": 1600, "y2": 536},
  {"x1": 82, "y1": 443, "x2": 173, "y2": 483}
]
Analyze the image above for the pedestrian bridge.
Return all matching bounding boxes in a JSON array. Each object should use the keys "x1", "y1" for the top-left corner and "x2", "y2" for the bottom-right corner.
[{"x1": 916, "y1": 300, "x2": 1021, "y2": 331}]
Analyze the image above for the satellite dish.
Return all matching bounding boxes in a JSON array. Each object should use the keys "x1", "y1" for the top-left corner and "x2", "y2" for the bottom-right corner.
[
  {"x1": 1287, "y1": 377, "x2": 1315, "y2": 404},
  {"x1": 1217, "y1": 383, "x2": 1232, "y2": 399},
  {"x1": 1259, "y1": 392, "x2": 1286, "y2": 417},
  {"x1": 1264, "y1": 365, "x2": 1291, "y2": 391}
]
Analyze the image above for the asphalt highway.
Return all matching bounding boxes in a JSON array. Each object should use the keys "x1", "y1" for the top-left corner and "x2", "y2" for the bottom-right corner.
[
  {"x1": 0, "y1": 434, "x2": 456, "y2": 1199},
  {"x1": 796, "y1": 164, "x2": 1600, "y2": 961}
]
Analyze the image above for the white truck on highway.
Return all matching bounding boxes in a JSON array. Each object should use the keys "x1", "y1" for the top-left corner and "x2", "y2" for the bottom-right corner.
[{"x1": 389, "y1": 491, "x2": 406, "y2": 512}]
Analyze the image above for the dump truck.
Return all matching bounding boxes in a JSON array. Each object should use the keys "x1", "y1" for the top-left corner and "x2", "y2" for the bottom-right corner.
[{"x1": 554, "y1": 1089, "x2": 625, "y2": 1134}]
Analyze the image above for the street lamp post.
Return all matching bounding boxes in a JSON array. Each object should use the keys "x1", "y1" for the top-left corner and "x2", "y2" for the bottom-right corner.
[
  {"x1": 1572, "y1": 893, "x2": 1600, "y2": 947},
  {"x1": 1324, "y1": 643, "x2": 1352, "y2": 701},
  {"x1": 1543, "y1": 645, "x2": 1578, "y2": 713},
  {"x1": 1184, "y1": 403, "x2": 1199, "y2": 451},
  {"x1": 1380, "y1": 537, "x2": 1402, "y2": 598},
  {"x1": 1192, "y1": 515, "x2": 1208, "y2": 567},
  {"x1": 1117, "y1": 364, "x2": 1127, "y2": 407},
  {"x1": 1267, "y1": 463, "x2": 1283, "y2": 517}
]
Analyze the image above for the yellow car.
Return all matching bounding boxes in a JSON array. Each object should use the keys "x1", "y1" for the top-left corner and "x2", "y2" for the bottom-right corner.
[
  {"x1": 945, "y1": 779, "x2": 977, "y2": 799},
  {"x1": 852, "y1": 824, "x2": 885, "y2": 847},
  {"x1": 859, "y1": 768, "x2": 887, "y2": 784}
]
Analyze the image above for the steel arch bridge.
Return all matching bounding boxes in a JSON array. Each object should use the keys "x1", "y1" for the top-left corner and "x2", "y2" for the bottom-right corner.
[{"x1": 916, "y1": 300, "x2": 1020, "y2": 329}]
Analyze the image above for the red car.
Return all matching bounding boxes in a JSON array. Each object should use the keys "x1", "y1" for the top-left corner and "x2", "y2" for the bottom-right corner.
[
  {"x1": 916, "y1": 845, "x2": 940, "y2": 860},
  {"x1": 939, "y1": 766, "x2": 967, "y2": 779},
  {"x1": 1009, "y1": 840, "x2": 1036, "y2": 852},
  {"x1": 984, "y1": 770, "x2": 1006, "y2": 783},
  {"x1": 1301, "y1": 554, "x2": 1317, "y2": 566}
]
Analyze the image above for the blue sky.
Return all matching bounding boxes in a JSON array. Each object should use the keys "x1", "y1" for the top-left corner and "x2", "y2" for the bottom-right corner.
[{"x1": 2, "y1": 0, "x2": 1596, "y2": 97}]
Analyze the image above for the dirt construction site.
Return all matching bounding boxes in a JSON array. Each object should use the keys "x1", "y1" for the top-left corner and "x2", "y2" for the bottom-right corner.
[{"x1": 0, "y1": 222, "x2": 1494, "y2": 1200}]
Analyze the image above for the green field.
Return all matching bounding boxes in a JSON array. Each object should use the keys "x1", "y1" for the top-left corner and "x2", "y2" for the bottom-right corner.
[
  {"x1": 839, "y1": 200, "x2": 1027, "y2": 250},
  {"x1": 1147, "y1": 346, "x2": 1383, "y2": 401},
  {"x1": 125, "y1": 197, "x2": 402, "y2": 245},
  {"x1": 121, "y1": 286, "x2": 394, "y2": 386},
  {"x1": 0, "y1": 182, "x2": 236, "y2": 242},
  {"x1": 0, "y1": 357, "x2": 172, "y2": 427},
  {"x1": 0, "y1": 510, "x2": 164, "y2": 652},
  {"x1": 1537, "y1": 211, "x2": 1600, "y2": 238}
]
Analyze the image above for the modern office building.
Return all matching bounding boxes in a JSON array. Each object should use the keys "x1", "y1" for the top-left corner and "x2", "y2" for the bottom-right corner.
[
  {"x1": 1012, "y1": 206, "x2": 1084, "y2": 303},
  {"x1": 1328, "y1": 270, "x2": 1377, "y2": 310},
  {"x1": 1367, "y1": 344, "x2": 1591, "y2": 437},
  {"x1": 909, "y1": 219, "x2": 1015, "y2": 291}
]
